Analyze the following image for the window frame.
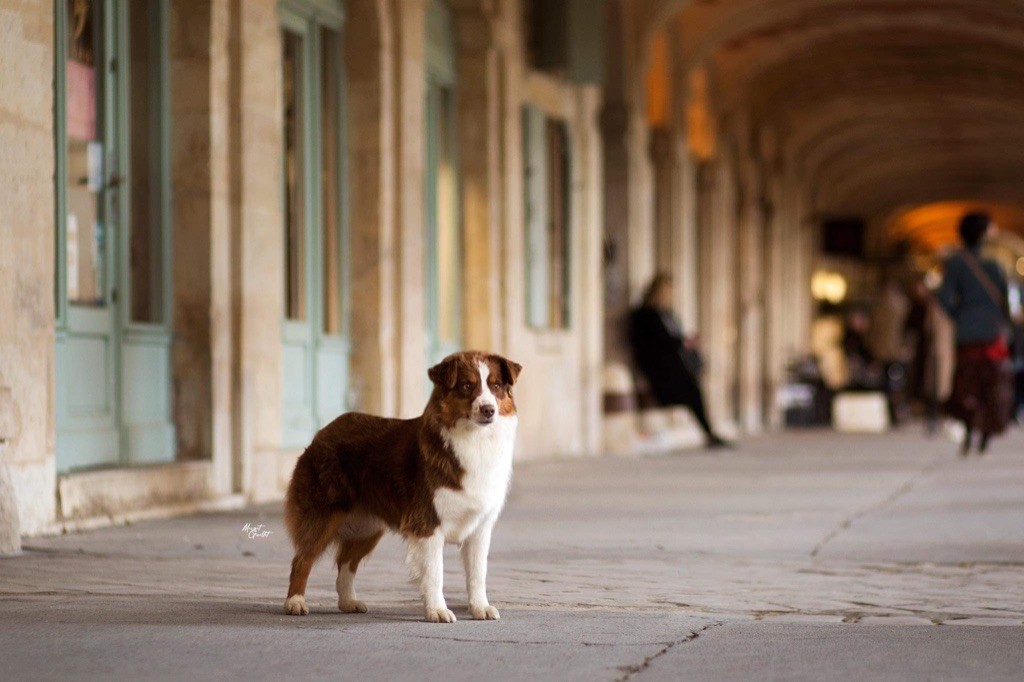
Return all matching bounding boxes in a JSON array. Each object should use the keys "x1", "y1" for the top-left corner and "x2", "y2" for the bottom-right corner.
[
  {"x1": 522, "y1": 103, "x2": 573, "y2": 331},
  {"x1": 54, "y1": 0, "x2": 174, "y2": 333},
  {"x1": 278, "y1": 0, "x2": 350, "y2": 448}
]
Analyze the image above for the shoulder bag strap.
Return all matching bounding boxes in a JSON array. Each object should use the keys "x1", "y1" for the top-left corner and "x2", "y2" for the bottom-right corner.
[{"x1": 960, "y1": 250, "x2": 1006, "y2": 317}]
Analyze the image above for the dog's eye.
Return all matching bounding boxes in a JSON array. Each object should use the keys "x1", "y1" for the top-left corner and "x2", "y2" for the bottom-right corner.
[{"x1": 461, "y1": 382, "x2": 472, "y2": 392}]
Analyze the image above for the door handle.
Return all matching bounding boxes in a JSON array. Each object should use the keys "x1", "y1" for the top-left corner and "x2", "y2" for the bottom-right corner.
[{"x1": 106, "y1": 174, "x2": 125, "y2": 190}]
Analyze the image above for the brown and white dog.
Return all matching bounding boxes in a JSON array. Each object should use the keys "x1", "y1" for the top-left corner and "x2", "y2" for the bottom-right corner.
[{"x1": 283, "y1": 350, "x2": 522, "y2": 623}]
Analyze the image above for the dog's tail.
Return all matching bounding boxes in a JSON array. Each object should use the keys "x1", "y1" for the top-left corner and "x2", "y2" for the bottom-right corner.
[
  {"x1": 283, "y1": 454, "x2": 310, "y2": 546},
  {"x1": 283, "y1": 443, "x2": 356, "y2": 546}
]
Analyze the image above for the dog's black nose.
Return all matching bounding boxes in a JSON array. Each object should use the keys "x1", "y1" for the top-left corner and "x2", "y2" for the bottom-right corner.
[{"x1": 479, "y1": 404, "x2": 496, "y2": 419}]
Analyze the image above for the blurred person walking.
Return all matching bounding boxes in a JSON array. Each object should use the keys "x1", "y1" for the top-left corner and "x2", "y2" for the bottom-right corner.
[
  {"x1": 629, "y1": 274, "x2": 729, "y2": 449},
  {"x1": 938, "y1": 212, "x2": 1014, "y2": 455},
  {"x1": 906, "y1": 277, "x2": 956, "y2": 433},
  {"x1": 867, "y1": 278, "x2": 911, "y2": 423}
]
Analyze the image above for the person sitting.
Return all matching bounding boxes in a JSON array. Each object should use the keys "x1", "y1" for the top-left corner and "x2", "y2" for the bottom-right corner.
[{"x1": 629, "y1": 273, "x2": 729, "y2": 449}]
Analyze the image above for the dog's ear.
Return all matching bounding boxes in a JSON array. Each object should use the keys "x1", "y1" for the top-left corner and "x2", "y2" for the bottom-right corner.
[
  {"x1": 491, "y1": 355, "x2": 523, "y2": 387},
  {"x1": 428, "y1": 356, "x2": 460, "y2": 390}
]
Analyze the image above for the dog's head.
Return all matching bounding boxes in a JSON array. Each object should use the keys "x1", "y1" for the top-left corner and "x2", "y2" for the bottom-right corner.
[{"x1": 427, "y1": 351, "x2": 522, "y2": 427}]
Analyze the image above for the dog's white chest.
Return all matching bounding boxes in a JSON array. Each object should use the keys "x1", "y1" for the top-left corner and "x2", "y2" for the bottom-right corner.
[{"x1": 434, "y1": 416, "x2": 516, "y2": 544}]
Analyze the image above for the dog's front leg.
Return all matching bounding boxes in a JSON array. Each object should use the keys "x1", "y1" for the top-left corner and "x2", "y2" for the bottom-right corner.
[
  {"x1": 462, "y1": 516, "x2": 499, "y2": 620},
  {"x1": 407, "y1": 531, "x2": 455, "y2": 623}
]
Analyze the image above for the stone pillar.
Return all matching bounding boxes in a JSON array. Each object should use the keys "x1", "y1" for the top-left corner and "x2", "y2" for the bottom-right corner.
[
  {"x1": 770, "y1": 159, "x2": 805, "y2": 385},
  {"x1": 696, "y1": 161, "x2": 714, "y2": 338},
  {"x1": 791, "y1": 187, "x2": 815, "y2": 354},
  {"x1": 0, "y1": 455, "x2": 20, "y2": 554},
  {"x1": 650, "y1": 129, "x2": 674, "y2": 279},
  {"x1": 170, "y1": 0, "x2": 234, "y2": 492},
  {"x1": 346, "y1": 0, "x2": 397, "y2": 417},
  {"x1": 577, "y1": 85, "x2": 607, "y2": 456},
  {"x1": 232, "y1": 0, "x2": 284, "y2": 496},
  {"x1": 762, "y1": 164, "x2": 786, "y2": 427},
  {"x1": 627, "y1": 105, "x2": 656, "y2": 303},
  {"x1": 676, "y1": 147, "x2": 700, "y2": 333},
  {"x1": 0, "y1": 0, "x2": 57, "y2": 538},
  {"x1": 735, "y1": 132, "x2": 765, "y2": 433},
  {"x1": 452, "y1": 0, "x2": 503, "y2": 351},
  {"x1": 390, "y1": 0, "x2": 429, "y2": 417},
  {"x1": 700, "y1": 151, "x2": 739, "y2": 434}
]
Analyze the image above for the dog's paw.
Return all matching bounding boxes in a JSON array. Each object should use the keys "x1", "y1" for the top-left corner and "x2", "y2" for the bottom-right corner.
[
  {"x1": 470, "y1": 604, "x2": 500, "y2": 620},
  {"x1": 284, "y1": 595, "x2": 309, "y2": 615},
  {"x1": 338, "y1": 599, "x2": 368, "y2": 614},
  {"x1": 425, "y1": 607, "x2": 457, "y2": 623}
]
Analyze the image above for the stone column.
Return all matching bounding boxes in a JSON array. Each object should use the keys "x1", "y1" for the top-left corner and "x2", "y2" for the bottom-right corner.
[
  {"x1": 452, "y1": 0, "x2": 503, "y2": 351},
  {"x1": 231, "y1": 0, "x2": 284, "y2": 497},
  {"x1": 735, "y1": 131, "x2": 765, "y2": 433},
  {"x1": 700, "y1": 151, "x2": 739, "y2": 433},
  {"x1": 600, "y1": 95, "x2": 656, "y2": 362},
  {"x1": 627, "y1": 105, "x2": 656, "y2": 303},
  {"x1": 762, "y1": 163, "x2": 786, "y2": 427},
  {"x1": 577, "y1": 85, "x2": 608, "y2": 456},
  {"x1": 346, "y1": 0, "x2": 398, "y2": 417},
  {"x1": 676, "y1": 146, "x2": 700, "y2": 333},
  {"x1": 768, "y1": 158, "x2": 806, "y2": 394},
  {"x1": 650, "y1": 128, "x2": 674, "y2": 279},
  {"x1": 390, "y1": 0, "x2": 429, "y2": 417},
  {"x1": 0, "y1": 0, "x2": 56, "y2": 542}
]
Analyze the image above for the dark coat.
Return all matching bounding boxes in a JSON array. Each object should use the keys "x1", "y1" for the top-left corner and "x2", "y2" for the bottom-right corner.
[
  {"x1": 628, "y1": 305, "x2": 702, "y2": 407},
  {"x1": 938, "y1": 248, "x2": 1009, "y2": 345}
]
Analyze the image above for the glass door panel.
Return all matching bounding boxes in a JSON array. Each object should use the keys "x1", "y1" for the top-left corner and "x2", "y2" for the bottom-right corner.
[
  {"x1": 280, "y1": 18, "x2": 316, "y2": 446},
  {"x1": 280, "y1": 6, "x2": 348, "y2": 448},
  {"x1": 424, "y1": 0, "x2": 461, "y2": 367},
  {"x1": 65, "y1": 0, "x2": 106, "y2": 308},
  {"x1": 425, "y1": 81, "x2": 461, "y2": 364},
  {"x1": 320, "y1": 26, "x2": 342, "y2": 337},
  {"x1": 57, "y1": 0, "x2": 120, "y2": 471},
  {"x1": 283, "y1": 26, "x2": 308, "y2": 324},
  {"x1": 56, "y1": 0, "x2": 176, "y2": 471},
  {"x1": 127, "y1": 0, "x2": 165, "y2": 324},
  {"x1": 119, "y1": 0, "x2": 175, "y2": 465},
  {"x1": 315, "y1": 25, "x2": 347, "y2": 428}
]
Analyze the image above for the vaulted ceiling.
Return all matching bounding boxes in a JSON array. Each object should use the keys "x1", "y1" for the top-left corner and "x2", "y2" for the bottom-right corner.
[{"x1": 637, "y1": 0, "x2": 1024, "y2": 252}]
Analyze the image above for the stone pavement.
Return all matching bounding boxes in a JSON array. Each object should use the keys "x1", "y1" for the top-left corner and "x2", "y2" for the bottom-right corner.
[{"x1": 2, "y1": 428, "x2": 1023, "y2": 681}]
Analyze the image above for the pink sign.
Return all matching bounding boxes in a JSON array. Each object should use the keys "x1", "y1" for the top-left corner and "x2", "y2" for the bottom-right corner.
[{"x1": 66, "y1": 59, "x2": 96, "y2": 141}]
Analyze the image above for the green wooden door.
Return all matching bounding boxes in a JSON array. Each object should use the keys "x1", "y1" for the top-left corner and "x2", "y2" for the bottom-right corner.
[
  {"x1": 424, "y1": 0, "x2": 461, "y2": 366},
  {"x1": 54, "y1": 0, "x2": 175, "y2": 472},
  {"x1": 280, "y1": 2, "x2": 349, "y2": 448}
]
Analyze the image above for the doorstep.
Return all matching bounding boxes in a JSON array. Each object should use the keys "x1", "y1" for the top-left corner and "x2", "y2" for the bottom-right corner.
[{"x1": 45, "y1": 460, "x2": 245, "y2": 536}]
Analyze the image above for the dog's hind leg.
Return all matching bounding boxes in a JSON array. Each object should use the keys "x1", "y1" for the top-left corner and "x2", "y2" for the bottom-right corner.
[
  {"x1": 335, "y1": 531, "x2": 384, "y2": 613},
  {"x1": 284, "y1": 512, "x2": 343, "y2": 615}
]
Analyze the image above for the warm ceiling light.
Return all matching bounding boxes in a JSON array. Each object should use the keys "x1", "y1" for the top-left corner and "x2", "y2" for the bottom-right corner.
[{"x1": 1016, "y1": 257, "x2": 1024, "y2": 277}]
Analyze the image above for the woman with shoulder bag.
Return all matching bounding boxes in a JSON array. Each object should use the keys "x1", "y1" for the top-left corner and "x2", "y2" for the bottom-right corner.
[{"x1": 937, "y1": 212, "x2": 1014, "y2": 455}]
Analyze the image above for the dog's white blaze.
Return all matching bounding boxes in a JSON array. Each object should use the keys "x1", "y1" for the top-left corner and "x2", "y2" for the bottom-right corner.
[
  {"x1": 434, "y1": 413, "x2": 516, "y2": 545},
  {"x1": 472, "y1": 361, "x2": 498, "y2": 417}
]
